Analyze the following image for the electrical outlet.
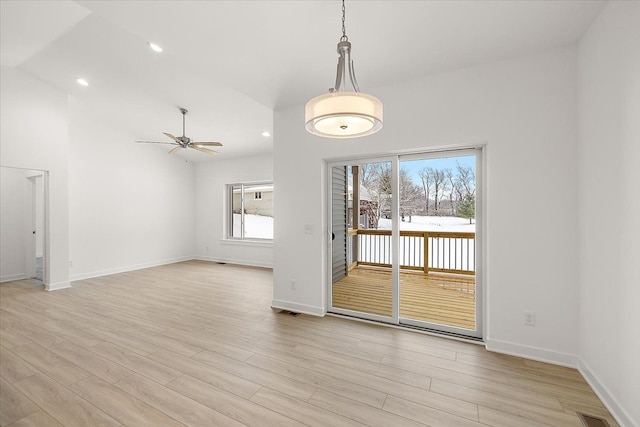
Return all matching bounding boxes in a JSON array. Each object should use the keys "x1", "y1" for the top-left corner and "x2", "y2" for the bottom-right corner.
[
  {"x1": 290, "y1": 280, "x2": 297, "y2": 290},
  {"x1": 205, "y1": 246, "x2": 209, "y2": 252},
  {"x1": 524, "y1": 311, "x2": 536, "y2": 326},
  {"x1": 69, "y1": 261, "x2": 73, "y2": 268}
]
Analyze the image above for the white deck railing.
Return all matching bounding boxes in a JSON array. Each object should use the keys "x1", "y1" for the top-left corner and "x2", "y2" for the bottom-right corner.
[{"x1": 349, "y1": 229, "x2": 475, "y2": 275}]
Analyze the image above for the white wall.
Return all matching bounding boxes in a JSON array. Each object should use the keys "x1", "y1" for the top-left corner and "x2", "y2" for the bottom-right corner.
[
  {"x1": 1, "y1": 67, "x2": 197, "y2": 287},
  {"x1": 274, "y1": 47, "x2": 579, "y2": 363},
  {"x1": 0, "y1": 167, "x2": 28, "y2": 282},
  {"x1": 68, "y1": 99, "x2": 196, "y2": 280},
  {"x1": 194, "y1": 154, "x2": 273, "y2": 268},
  {"x1": 0, "y1": 67, "x2": 69, "y2": 290},
  {"x1": 577, "y1": 2, "x2": 640, "y2": 426}
]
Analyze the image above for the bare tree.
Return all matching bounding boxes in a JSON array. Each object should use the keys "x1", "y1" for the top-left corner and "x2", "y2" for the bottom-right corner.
[
  {"x1": 399, "y1": 168, "x2": 421, "y2": 222},
  {"x1": 444, "y1": 168, "x2": 458, "y2": 216},
  {"x1": 362, "y1": 163, "x2": 392, "y2": 228},
  {"x1": 431, "y1": 169, "x2": 447, "y2": 214},
  {"x1": 455, "y1": 162, "x2": 475, "y2": 198},
  {"x1": 357, "y1": 163, "x2": 386, "y2": 228},
  {"x1": 417, "y1": 167, "x2": 433, "y2": 214},
  {"x1": 359, "y1": 163, "x2": 378, "y2": 191},
  {"x1": 360, "y1": 160, "x2": 476, "y2": 224},
  {"x1": 363, "y1": 164, "x2": 422, "y2": 224}
]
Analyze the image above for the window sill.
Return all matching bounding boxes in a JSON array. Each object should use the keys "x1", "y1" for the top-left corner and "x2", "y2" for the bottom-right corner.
[{"x1": 221, "y1": 239, "x2": 274, "y2": 247}]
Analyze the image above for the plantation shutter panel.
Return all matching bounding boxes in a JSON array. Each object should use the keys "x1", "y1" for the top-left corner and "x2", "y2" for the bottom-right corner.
[{"x1": 332, "y1": 166, "x2": 348, "y2": 284}]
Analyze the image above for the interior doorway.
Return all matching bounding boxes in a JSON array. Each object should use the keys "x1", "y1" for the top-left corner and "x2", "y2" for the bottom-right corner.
[
  {"x1": 0, "y1": 167, "x2": 48, "y2": 286},
  {"x1": 327, "y1": 148, "x2": 482, "y2": 339},
  {"x1": 27, "y1": 173, "x2": 45, "y2": 281}
]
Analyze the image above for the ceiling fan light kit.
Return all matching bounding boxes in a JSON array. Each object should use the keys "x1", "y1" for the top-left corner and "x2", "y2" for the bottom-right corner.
[{"x1": 305, "y1": 0, "x2": 383, "y2": 139}]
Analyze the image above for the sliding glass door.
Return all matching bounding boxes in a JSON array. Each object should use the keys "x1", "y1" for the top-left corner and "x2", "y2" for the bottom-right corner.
[{"x1": 328, "y1": 149, "x2": 482, "y2": 338}]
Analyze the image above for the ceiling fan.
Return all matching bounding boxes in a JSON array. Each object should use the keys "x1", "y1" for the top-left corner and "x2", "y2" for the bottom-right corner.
[{"x1": 135, "y1": 107, "x2": 222, "y2": 155}]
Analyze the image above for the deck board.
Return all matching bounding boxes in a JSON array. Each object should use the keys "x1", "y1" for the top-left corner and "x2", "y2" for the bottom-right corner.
[{"x1": 332, "y1": 268, "x2": 476, "y2": 330}]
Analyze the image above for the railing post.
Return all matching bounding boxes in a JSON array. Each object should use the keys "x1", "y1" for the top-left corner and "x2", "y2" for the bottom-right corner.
[{"x1": 423, "y1": 232, "x2": 429, "y2": 275}]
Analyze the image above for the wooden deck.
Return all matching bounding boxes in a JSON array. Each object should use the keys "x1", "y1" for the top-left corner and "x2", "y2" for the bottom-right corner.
[{"x1": 332, "y1": 267, "x2": 476, "y2": 330}]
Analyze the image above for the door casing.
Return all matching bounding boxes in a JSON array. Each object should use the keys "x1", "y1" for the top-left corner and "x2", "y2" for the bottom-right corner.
[{"x1": 326, "y1": 147, "x2": 484, "y2": 339}]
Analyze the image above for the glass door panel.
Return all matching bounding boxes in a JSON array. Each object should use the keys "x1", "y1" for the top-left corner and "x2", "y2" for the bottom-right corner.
[
  {"x1": 398, "y1": 152, "x2": 480, "y2": 336},
  {"x1": 329, "y1": 161, "x2": 394, "y2": 321}
]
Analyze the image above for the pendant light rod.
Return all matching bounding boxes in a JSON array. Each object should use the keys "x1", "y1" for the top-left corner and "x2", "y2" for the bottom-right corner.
[
  {"x1": 340, "y1": 0, "x2": 348, "y2": 41},
  {"x1": 332, "y1": 0, "x2": 360, "y2": 93}
]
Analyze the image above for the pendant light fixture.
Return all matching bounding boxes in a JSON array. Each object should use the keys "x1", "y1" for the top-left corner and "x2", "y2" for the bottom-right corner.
[{"x1": 305, "y1": 0, "x2": 383, "y2": 138}]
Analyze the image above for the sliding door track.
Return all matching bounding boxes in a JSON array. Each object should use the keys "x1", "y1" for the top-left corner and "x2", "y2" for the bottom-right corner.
[{"x1": 327, "y1": 312, "x2": 484, "y2": 345}]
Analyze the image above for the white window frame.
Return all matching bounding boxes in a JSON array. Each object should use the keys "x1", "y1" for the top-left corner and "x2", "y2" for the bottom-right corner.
[{"x1": 226, "y1": 182, "x2": 273, "y2": 241}]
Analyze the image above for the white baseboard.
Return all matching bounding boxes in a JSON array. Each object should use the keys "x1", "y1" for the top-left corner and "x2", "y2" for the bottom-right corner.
[
  {"x1": 69, "y1": 256, "x2": 195, "y2": 282},
  {"x1": 271, "y1": 299, "x2": 325, "y2": 317},
  {"x1": 195, "y1": 255, "x2": 272, "y2": 269},
  {"x1": 578, "y1": 359, "x2": 636, "y2": 427},
  {"x1": 485, "y1": 338, "x2": 578, "y2": 368},
  {"x1": 45, "y1": 281, "x2": 71, "y2": 291},
  {"x1": 0, "y1": 273, "x2": 27, "y2": 283}
]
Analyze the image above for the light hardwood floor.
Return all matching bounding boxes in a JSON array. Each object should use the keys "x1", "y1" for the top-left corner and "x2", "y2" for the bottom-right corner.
[{"x1": 0, "y1": 261, "x2": 616, "y2": 427}]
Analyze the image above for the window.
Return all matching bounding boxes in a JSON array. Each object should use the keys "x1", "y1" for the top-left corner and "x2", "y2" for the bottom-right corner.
[{"x1": 227, "y1": 182, "x2": 273, "y2": 240}]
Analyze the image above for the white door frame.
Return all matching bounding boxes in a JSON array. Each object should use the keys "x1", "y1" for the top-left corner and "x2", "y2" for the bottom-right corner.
[
  {"x1": 23, "y1": 169, "x2": 48, "y2": 284},
  {"x1": 25, "y1": 175, "x2": 36, "y2": 279},
  {"x1": 326, "y1": 147, "x2": 484, "y2": 339}
]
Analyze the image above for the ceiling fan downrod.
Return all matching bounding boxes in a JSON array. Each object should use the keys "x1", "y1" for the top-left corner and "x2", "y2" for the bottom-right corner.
[{"x1": 179, "y1": 108, "x2": 188, "y2": 141}]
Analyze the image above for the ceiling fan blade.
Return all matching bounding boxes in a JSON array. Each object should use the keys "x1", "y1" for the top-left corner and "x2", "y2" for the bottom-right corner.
[
  {"x1": 163, "y1": 132, "x2": 180, "y2": 142},
  {"x1": 190, "y1": 146, "x2": 219, "y2": 155},
  {"x1": 135, "y1": 140, "x2": 180, "y2": 145},
  {"x1": 192, "y1": 141, "x2": 223, "y2": 147},
  {"x1": 168, "y1": 146, "x2": 183, "y2": 154}
]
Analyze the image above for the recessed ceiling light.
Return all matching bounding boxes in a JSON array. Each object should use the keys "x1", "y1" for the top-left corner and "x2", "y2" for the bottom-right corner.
[
  {"x1": 76, "y1": 78, "x2": 89, "y2": 86},
  {"x1": 148, "y1": 42, "x2": 163, "y2": 53},
  {"x1": 261, "y1": 131, "x2": 271, "y2": 137}
]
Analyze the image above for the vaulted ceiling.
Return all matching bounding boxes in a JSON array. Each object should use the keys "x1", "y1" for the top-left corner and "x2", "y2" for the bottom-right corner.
[{"x1": 1, "y1": 0, "x2": 606, "y2": 161}]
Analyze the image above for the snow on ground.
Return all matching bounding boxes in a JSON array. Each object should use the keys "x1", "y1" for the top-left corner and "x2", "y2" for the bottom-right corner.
[
  {"x1": 359, "y1": 216, "x2": 476, "y2": 271},
  {"x1": 234, "y1": 213, "x2": 474, "y2": 271},
  {"x1": 233, "y1": 213, "x2": 273, "y2": 239},
  {"x1": 378, "y1": 215, "x2": 475, "y2": 232},
  {"x1": 234, "y1": 214, "x2": 472, "y2": 241}
]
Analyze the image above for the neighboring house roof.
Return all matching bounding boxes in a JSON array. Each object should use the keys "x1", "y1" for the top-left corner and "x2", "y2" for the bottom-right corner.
[{"x1": 239, "y1": 185, "x2": 273, "y2": 193}]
